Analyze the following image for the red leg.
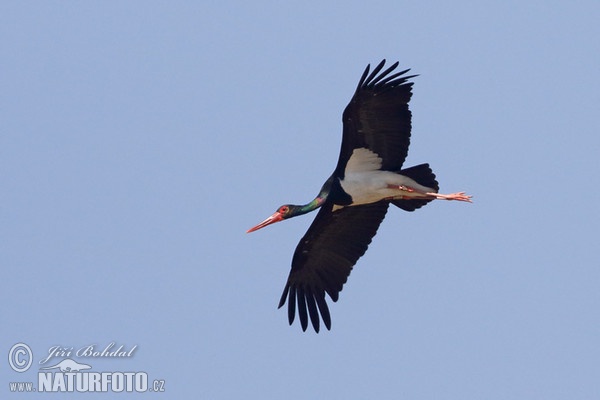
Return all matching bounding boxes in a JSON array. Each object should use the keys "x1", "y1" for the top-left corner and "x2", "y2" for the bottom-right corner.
[{"x1": 388, "y1": 185, "x2": 472, "y2": 203}]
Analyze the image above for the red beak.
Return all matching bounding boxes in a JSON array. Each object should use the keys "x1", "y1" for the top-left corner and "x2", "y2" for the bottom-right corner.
[{"x1": 246, "y1": 212, "x2": 284, "y2": 233}]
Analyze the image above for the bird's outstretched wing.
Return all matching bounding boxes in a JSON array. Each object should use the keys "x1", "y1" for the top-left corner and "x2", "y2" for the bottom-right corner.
[
  {"x1": 277, "y1": 61, "x2": 416, "y2": 332},
  {"x1": 336, "y1": 60, "x2": 416, "y2": 176},
  {"x1": 278, "y1": 201, "x2": 389, "y2": 332}
]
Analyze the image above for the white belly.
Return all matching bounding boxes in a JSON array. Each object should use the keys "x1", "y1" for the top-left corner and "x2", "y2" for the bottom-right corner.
[
  {"x1": 339, "y1": 170, "x2": 434, "y2": 205},
  {"x1": 337, "y1": 147, "x2": 436, "y2": 206}
]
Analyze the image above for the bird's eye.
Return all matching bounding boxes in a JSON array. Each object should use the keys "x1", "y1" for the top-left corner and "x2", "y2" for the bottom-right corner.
[{"x1": 280, "y1": 206, "x2": 288, "y2": 213}]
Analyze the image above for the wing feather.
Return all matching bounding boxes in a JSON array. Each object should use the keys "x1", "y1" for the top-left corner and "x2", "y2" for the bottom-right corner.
[
  {"x1": 278, "y1": 201, "x2": 389, "y2": 331},
  {"x1": 338, "y1": 60, "x2": 417, "y2": 176}
]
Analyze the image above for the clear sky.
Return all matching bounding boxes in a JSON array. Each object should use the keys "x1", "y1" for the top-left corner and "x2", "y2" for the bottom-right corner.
[{"x1": 2, "y1": 1, "x2": 599, "y2": 399}]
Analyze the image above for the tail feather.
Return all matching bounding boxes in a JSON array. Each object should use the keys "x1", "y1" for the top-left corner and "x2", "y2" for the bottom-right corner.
[{"x1": 391, "y1": 163, "x2": 438, "y2": 212}]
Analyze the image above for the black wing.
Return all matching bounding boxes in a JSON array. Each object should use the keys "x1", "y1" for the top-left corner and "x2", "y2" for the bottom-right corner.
[
  {"x1": 336, "y1": 60, "x2": 417, "y2": 177},
  {"x1": 278, "y1": 201, "x2": 389, "y2": 332},
  {"x1": 392, "y1": 163, "x2": 439, "y2": 211}
]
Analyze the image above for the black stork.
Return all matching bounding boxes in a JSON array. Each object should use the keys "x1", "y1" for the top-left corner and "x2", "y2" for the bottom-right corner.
[{"x1": 248, "y1": 60, "x2": 471, "y2": 332}]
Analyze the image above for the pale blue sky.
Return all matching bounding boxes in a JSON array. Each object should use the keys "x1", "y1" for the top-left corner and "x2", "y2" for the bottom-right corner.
[{"x1": 2, "y1": 1, "x2": 599, "y2": 399}]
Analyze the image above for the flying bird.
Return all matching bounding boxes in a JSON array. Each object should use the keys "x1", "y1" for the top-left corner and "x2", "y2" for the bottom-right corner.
[{"x1": 247, "y1": 60, "x2": 471, "y2": 332}]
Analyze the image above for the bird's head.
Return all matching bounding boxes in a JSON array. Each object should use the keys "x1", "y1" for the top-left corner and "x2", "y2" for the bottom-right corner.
[{"x1": 246, "y1": 204, "x2": 301, "y2": 233}]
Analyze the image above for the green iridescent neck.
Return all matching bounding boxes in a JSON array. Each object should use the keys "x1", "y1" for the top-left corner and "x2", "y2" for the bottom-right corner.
[
  {"x1": 284, "y1": 194, "x2": 325, "y2": 219},
  {"x1": 302, "y1": 195, "x2": 326, "y2": 213},
  {"x1": 285, "y1": 177, "x2": 331, "y2": 218}
]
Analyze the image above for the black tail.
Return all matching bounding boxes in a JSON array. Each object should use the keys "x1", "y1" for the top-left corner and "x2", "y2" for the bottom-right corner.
[{"x1": 391, "y1": 163, "x2": 439, "y2": 212}]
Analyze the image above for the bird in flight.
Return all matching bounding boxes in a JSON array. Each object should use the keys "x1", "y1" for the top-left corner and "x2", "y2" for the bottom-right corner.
[{"x1": 247, "y1": 60, "x2": 471, "y2": 332}]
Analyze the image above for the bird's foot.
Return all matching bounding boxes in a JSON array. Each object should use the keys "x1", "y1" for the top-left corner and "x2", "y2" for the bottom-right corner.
[{"x1": 426, "y1": 191, "x2": 472, "y2": 202}]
